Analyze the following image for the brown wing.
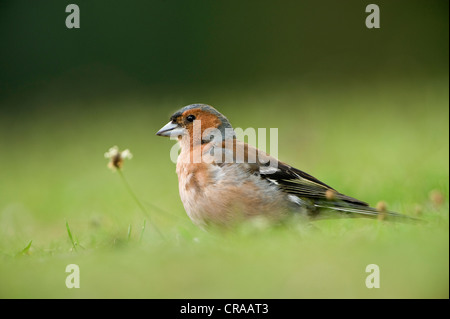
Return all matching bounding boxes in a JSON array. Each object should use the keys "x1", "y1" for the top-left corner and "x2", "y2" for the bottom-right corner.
[
  {"x1": 262, "y1": 161, "x2": 369, "y2": 206},
  {"x1": 218, "y1": 139, "x2": 368, "y2": 206}
]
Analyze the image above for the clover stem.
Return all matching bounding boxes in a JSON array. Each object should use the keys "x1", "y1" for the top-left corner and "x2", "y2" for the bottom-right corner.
[{"x1": 117, "y1": 169, "x2": 165, "y2": 240}]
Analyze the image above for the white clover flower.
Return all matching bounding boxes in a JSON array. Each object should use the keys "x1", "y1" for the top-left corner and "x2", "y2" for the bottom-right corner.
[
  {"x1": 120, "y1": 149, "x2": 133, "y2": 160},
  {"x1": 104, "y1": 145, "x2": 133, "y2": 170},
  {"x1": 104, "y1": 145, "x2": 119, "y2": 159}
]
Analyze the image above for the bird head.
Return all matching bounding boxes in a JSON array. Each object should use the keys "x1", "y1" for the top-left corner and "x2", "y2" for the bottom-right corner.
[{"x1": 156, "y1": 104, "x2": 235, "y2": 145}]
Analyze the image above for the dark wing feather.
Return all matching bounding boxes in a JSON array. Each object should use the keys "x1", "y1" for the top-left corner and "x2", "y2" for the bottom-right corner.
[
  {"x1": 220, "y1": 139, "x2": 368, "y2": 206},
  {"x1": 261, "y1": 161, "x2": 369, "y2": 206},
  {"x1": 260, "y1": 162, "x2": 420, "y2": 222},
  {"x1": 220, "y1": 140, "x2": 419, "y2": 222}
]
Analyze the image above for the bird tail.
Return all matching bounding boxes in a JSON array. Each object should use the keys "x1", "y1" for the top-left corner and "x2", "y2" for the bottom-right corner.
[{"x1": 313, "y1": 202, "x2": 421, "y2": 223}]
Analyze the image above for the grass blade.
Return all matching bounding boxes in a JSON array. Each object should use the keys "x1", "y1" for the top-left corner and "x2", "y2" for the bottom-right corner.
[
  {"x1": 17, "y1": 240, "x2": 33, "y2": 256},
  {"x1": 139, "y1": 219, "x2": 146, "y2": 244},
  {"x1": 127, "y1": 224, "x2": 132, "y2": 242},
  {"x1": 66, "y1": 220, "x2": 77, "y2": 251}
]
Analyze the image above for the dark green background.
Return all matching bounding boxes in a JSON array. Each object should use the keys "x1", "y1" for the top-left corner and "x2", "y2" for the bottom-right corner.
[{"x1": 0, "y1": 0, "x2": 448, "y2": 104}]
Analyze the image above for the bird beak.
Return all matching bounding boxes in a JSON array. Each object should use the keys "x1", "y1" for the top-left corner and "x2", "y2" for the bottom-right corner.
[{"x1": 156, "y1": 121, "x2": 186, "y2": 137}]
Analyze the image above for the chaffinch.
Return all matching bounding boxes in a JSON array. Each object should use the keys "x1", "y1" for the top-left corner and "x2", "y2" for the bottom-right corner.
[{"x1": 156, "y1": 104, "x2": 409, "y2": 228}]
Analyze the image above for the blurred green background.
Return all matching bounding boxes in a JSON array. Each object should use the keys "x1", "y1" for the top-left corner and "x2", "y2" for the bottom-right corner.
[{"x1": 0, "y1": 0, "x2": 448, "y2": 299}]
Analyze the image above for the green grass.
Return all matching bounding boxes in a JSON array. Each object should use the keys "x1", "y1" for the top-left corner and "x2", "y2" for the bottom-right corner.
[{"x1": 0, "y1": 78, "x2": 448, "y2": 298}]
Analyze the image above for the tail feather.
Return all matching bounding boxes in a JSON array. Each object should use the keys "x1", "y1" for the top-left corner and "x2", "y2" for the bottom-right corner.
[{"x1": 313, "y1": 202, "x2": 421, "y2": 223}]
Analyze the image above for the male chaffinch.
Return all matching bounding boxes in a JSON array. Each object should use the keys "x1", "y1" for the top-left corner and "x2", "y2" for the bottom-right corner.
[{"x1": 156, "y1": 104, "x2": 409, "y2": 228}]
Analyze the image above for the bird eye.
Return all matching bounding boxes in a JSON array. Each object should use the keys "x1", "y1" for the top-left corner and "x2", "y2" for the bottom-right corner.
[{"x1": 186, "y1": 115, "x2": 196, "y2": 122}]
